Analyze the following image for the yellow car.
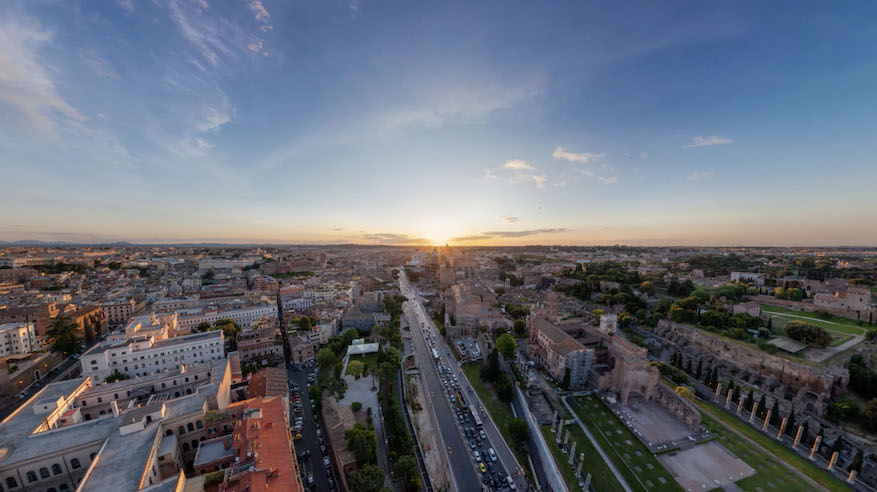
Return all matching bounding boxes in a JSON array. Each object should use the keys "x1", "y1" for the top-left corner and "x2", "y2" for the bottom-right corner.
[
  {"x1": 479, "y1": 462, "x2": 486, "y2": 473},
  {"x1": 293, "y1": 432, "x2": 302, "y2": 440}
]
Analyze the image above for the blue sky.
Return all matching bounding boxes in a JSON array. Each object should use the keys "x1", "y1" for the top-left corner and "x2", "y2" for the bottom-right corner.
[{"x1": 1, "y1": 0, "x2": 876, "y2": 246}]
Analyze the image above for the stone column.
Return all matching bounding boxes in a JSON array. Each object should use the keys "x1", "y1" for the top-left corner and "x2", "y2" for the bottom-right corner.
[
  {"x1": 569, "y1": 441, "x2": 577, "y2": 464},
  {"x1": 828, "y1": 451, "x2": 838, "y2": 470},
  {"x1": 777, "y1": 417, "x2": 787, "y2": 439},
  {"x1": 736, "y1": 397, "x2": 744, "y2": 415},
  {"x1": 584, "y1": 473, "x2": 591, "y2": 491},
  {"x1": 557, "y1": 418, "x2": 564, "y2": 442},
  {"x1": 809, "y1": 436, "x2": 822, "y2": 460},
  {"x1": 725, "y1": 391, "x2": 732, "y2": 408},
  {"x1": 848, "y1": 470, "x2": 857, "y2": 483},
  {"x1": 564, "y1": 428, "x2": 570, "y2": 447},
  {"x1": 793, "y1": 425, "x2": 804, "y2": 448},
  {"x1": 551, "y1": 415, "x2": 557, "y2": 433},
  {"x1": 576, "y1": 460, "x2": 584, "y2": 478},
  {"x1": 714, "y1": 383, "x2": 722, "y2": 402},
  {"x1": 762, "y1": 410, "x2": 771, "y2": 431}
]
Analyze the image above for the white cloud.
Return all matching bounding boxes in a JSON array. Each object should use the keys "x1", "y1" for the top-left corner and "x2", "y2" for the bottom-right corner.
[
  {"x1": 248, "y1": 1, "x2": 270, "y2": 22},
  {"x1": 349, "y1": 0, "x2": 362, "y2": 17},
  {"x1": 686, "y1": 171, "x2": 713, "y2": 181},
  {"x1": 552, "y1": 146, "x2": 605, "y2": 163},
  {"x1": 117, "y1": 0, "x2": 134, "y2": 11},
  {"x1": 527, "y1": 174, "x2": 547, "y2": 188},
  {"x1": 484, "y1": 169, "x2": 497, "y2": 180},
  {"x1": 684, "y1": 136, "x2": 732, "y2": 148},
  {"x1": 0, "y1": 17, "x2": 86, "y2": 134},
  {"x1": 196, "y1": 105, "x2": 232, "y2": 132},
  {"x1": 503, "y1": 159, "x2": 534, "y2": 171},
  {"x1": 598, "y1": 176, "x2": 618, "y2": 184},
  {"x1": 247, "y1": 39, "x2": 268, "y2": 56}
]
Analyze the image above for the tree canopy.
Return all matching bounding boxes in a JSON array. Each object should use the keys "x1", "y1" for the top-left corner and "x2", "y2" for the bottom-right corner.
[{"x1": 46, "y1": 315, "x2": 82, "y2": 355}]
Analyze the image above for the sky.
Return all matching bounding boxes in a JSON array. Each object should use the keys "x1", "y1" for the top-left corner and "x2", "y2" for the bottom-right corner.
[{"x1": 1, "y1": 1, "x2": 876, "y2": 247}]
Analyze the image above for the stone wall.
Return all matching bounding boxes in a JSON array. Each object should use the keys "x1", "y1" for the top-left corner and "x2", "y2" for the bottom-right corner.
[
  {"x1": 653, "y1": 383, "x2": 702, "y2": 432},
  {"x1": 655, "y1": 320, "x2": 849, "y2": 399}
]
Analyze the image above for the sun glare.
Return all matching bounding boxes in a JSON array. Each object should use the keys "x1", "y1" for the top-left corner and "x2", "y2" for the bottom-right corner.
[{"x1": 420, "y1": 218, "x2": 457, "y2": 245}]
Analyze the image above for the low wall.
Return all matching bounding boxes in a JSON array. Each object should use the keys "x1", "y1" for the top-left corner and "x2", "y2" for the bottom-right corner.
[{"x1": 654, "y1": 384, "x2": 702, "y2": 432}]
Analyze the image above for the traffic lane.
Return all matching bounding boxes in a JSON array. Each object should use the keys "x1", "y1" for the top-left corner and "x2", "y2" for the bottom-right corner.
[
  {"x1": 405, "y1": 305, "x2": 481, "y2": 490},
  {"x1": 287, "y1": 364, "x2": 333, "y2": 491},
  {"x1": 408, "y1": 304, "x2": 512, "y2": 490}
]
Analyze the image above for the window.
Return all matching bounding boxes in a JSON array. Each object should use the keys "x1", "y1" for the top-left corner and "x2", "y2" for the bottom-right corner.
[
  {"x1": 90, "y1": 453, "x2": 96, "y2": 461},
  {"x1": 90, "y1": 360, "x2": 97, "y2": 365},
  {"x1": 187, "y1": 423, "x2": 194, "y2": 432},
  {"x1": 6, "y1": 477, "x2": 17, "y2": 489},
  {"x1": 114, "y1": 394, "x2": 118, "y2": 399},
  {"x1": 52, "y1": 464, "x2": 62, "y2": 475},
  {"x1": 166, "y1": 429, "x2": 173, "y2": 437},
  {"x1": 59, "y1": 484, "x2": 69, "y2": 491},
  {"x1": 196, "y1": 420, "x2": 203, "y2": 429},
  {"x1": 182, "y1": 443, "x2": 190, "y2": 452},
  {"x1": 97, "y1": 397, "x2": 102, "y2": 403},
  {"x1": 40, "y1": 467, "x2": 50, "y2": 479},
  {"x1": 81, "y1": 401, "x2": 87, "y2": 406},
  {"x1": 71, "y1": 458, "x2": 81, "y2": 470},
  {"x1": 26, "y1": 471, "x2": 36, "y2": 483},
  {"x1": 178, "y1": 426, "x2": 185, "y2": 435}
]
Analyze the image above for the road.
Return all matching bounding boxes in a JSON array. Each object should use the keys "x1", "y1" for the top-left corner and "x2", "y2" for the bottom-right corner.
[{"x1": 400, "y1": 272, "x2": 526, "y2": 491}]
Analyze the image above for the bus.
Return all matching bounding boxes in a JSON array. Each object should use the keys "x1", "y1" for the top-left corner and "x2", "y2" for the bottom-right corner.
[
  {"x1": 470, "y1": 405, "x2": 483, "y2": 428},
  {"x1": 432, "y1": 348, "x2": 440, "y2": 361}
]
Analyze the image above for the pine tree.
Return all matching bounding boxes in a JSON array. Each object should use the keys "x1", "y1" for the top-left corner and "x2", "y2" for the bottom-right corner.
[
  {"x1": 802, "y1": 420, "x2": 810, "y2": 446},
  {"x1": 767, "y1": 316, "x2": 773, "y2": 331},
  {"x1": 732, "y1": 385, "x2": 741, "y2": 403},
  {"x1": 685, "y1": 359, "x2": 692, "y2": 375},
  {"x1": 695, "y1": 359, "x2": 703, "y2": 380},
  {"x1": 727, "y1": 381, "x2": 735, "y2": 397},
  {"x1": 817, "y1": 428, "x2": 826, "y2": 456},
  {"x1": 709, "y1": 367, "x2": 719, "y2": 389},
  {"x1": 830, "y1": 433, "x2": 844, "y2": 456},
  {"x1": 769, "y1": 400, "x2": 781, "y2": 427},
  {"x1": 756, "y1": 395, "x2": 767, "y2": 419},
  {"x1": 669, "y1": 350, "x2": 677, "y2": 367}
]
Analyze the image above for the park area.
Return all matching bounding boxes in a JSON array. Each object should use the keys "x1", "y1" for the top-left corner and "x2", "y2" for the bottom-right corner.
[
  {"x1": 570, "y1": 395, "x2": 683, "y2": 492},
  {"x1": 542, "y1": 423, "x2": 621, "y2": 492},
  {"x1": 345, "y1": 352, "x2": 379, "y2": 375},
  {"x1": 760, "y1": 304, "x2": 868, "y2": 336}
]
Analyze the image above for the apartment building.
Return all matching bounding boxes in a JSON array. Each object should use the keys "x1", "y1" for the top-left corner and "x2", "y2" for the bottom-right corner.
[
  {"x1": 0, "y1": 322, "x2": 37, "y2": 356},
  {"x1": 80, "y1": 330, "x2": 225, "y2": 381},
  {"x1": 236, "y1": 327, "x2": 283, "y2": 364},
  {"x1": 177, "y1": 305, "x2": 278, "y2": 332},
  {"x1": 100, "y1": 299, "x2": 138, "y2": 325},
  {"x1": 288, "y1": 335, "x2": 315, "y2": 364}
]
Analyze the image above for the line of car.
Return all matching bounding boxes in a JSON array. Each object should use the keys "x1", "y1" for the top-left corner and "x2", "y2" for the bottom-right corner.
[{"x1": 289, "y1": 369, "x2": 336, "y2": 490}]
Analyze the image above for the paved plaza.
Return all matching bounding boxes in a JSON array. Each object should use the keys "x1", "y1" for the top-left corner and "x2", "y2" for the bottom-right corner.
[{"x1": 658, "y1": 441, "x2": 755, "y2": 490}]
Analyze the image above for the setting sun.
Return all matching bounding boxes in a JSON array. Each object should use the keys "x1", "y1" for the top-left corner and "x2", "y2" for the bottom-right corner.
[{"x1": 419, "y1": 218, "x2": 458, "y2": 245}]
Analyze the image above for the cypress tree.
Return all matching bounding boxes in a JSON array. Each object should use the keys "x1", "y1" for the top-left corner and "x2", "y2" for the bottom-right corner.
[
  {"x1": 767, "y1": 316, "x2": 773, "y2": 331},
  {"x1": 801, "y1": 420, "x2": 810, "y2": 446},
  {"x1": 756, "y1": 395, "x2": 767, "y2": 418},
  {"x1": 710, "y1": 367, "x2": 719, "y2": 389},
  {"x1": 785, "y1": 408, "x2": 796, "y2": 436},
  {"x1": 744, "y1": 390, "x2": 754, "y2": 411},
  {"x1": 769, "y1": 400, "x2": 781, "y2": 427},
  {"x1": 685, "y1": 359, "x2": 692, "y2": 375},
  {"x1": 695, "y1": 359, "x2": 703, "y2": 380},
  {"x1": 830, "y1": 433, "x2": 844, "y2": 456},
  {"x1": 849, "y1": 449, "x2": 863, "y2": 472},
  {"x1": 732, "y1": 385, "x2": 741, "y2": 403},
  {"x1": 727, "y1": 381, "x2": 735, "y2": 397}
]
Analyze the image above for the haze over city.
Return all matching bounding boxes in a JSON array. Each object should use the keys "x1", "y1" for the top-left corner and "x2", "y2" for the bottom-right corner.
[{"x1": 2, "y1": 1, "x2": 877, "y2": 246}]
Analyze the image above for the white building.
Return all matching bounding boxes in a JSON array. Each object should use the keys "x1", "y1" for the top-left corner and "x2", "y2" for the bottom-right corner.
[
  {"x1": 197, "y1": 258, "x2": 257, "y2": 271},
  {"x1": 0, "y1": 322, "x2": 37, "y2": 356},
  {"x1": 80, "y1": 330, "x2": 225, "y2": 381},
  {"x1": 176, "y1": 305, "x2": 278, "y2": 332},
  {"x1": 730, "y1": 272, "x2": 765, "y2": 287}
]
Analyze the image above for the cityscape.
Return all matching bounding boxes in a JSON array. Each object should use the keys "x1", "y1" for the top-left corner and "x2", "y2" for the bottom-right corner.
[{"x1": 2, "y1": 2, "x2": 877, "y2": 492}]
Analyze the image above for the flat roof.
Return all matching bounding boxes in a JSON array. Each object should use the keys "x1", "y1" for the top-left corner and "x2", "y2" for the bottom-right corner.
[{"x1": 768, "y1": 336, "x2": 808, "y2": 353}]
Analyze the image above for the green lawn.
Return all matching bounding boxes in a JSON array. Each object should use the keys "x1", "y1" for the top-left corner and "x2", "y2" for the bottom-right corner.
[
  {"x1": 694, "y1": 400, "x2": 852, "y2": 492},
  {"x1": 828, "y1": 333, "x2": 854, "y2": 347},
  {"x1": 542, "y1": 425, "x2": 621, "y2": 492},
  {"x1": 697, "y1": 413, "x2": 819, "y2": 492},
  {"x1": 761, "y1": 305, "x2": 866, "y2": 335},
  {"x1": 346, "y1": 353, "x2": 379, "y2": 375},
  {"x1": 461, "y1": 363, "x2": 534, "y2": 484},
  {"x1": 570, "y1": 395, "x2": 683, "y2": 492}
]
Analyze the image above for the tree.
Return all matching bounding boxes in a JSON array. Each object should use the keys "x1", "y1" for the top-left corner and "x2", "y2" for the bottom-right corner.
[
  {"x1": 744, "y1": 390, "x2": 754, "y2": 411},
  {"x1": 785, "y1": 408, "x2": 797, "y2": 436},
  {"x1": 309, "y1": 385, "x2": 323, "y2": 408},
  {"x1": 348, "y1": 360, "x2": 364, "y2": 378},
  {"x1": 352, "y1": 401, "x2": 363, "y2": 412},
  {"x1": 348, "y1": 463, "x2": 385, "y2": 492},
  {"x1": 849, "y1": 449, "x2": 864, "y2": 473},
  {"x1": 196, "y1": 321, "x2": 211, "y2": 332},
  {"x1": 481, "y1": 349, "x2": 501, "y2": 382},
  {"x1": 708, "y1": 367, "x2": 719, "y2": 389},
  {"x1": 394, "y1": 454, "x2": 418, "y2": 482},
  {"x1": 105, "y1": 370, "x2": 129, "y2": 383},
  {"x1": 785, "y1": 321, "x2": 831, "y2": 348},
  {"x1": 732, "y1": 385, "x2": 741, "y2": 403},
  {"x1": 496, "y1": 333, "x2": 517, "y2": 360},
  {"x1": 756, "y1": 395, "x2": 767, "y2": 419},
  {"x1": 384, "y1": 346, "x2": 402, "y2": 370},
  {"x1": 508, "y1": 418, "x2": 529, "y2": 450},
  {"x1": 513, "y1": 319, "x2": 527, "y2": 337},
  {"x1": 828, "y1": 433, "x2": 844, "y2": 458},
  {"x1": 345, "y1": 423, "x2": 378, "y2": 465},
  {"x1": 864, "y1": 398, "x2": 877, "y2": 432},
  {"x1": 769, "y1": 400, "x2": 781, "y2": 427},
  {"x1": 801, "y1": 420, "x2": 810, "y2": 446},
  {"x1": 695, "y1": 359, "x2": 703, "y2": 380},
  {"x1": 317, "y1": 347, "x2": 337, "y2": 368},
  {"x1": 561, "y1": 367, "x2": 571, "y2": 390},
  {"x1": 685, "y1": 359, "x2": 692, "y2": 375},
  {"x1": 46, "y1": 315, "x2": 82, "y2": 355},
  {"x1": 496, "y1": 373, "x2": 514, "y2": 402},
  {"x1": 640, "y1": 281, "x2": 656, "y2": 296}
]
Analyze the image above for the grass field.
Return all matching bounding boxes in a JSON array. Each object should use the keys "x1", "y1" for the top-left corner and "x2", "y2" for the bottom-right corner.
[
  {"x1": 694, "y1": 400, "x2": 853, "y2": 492},
  {"x1": 461, "y1": 363, "x2": 534, "y2": 484},
  {"x1": 761, "y1": 305, "x2": 866, "y2": 335},
  {"x1": 542, "y1": 424, "x2": 622, "y2": 492},
  {"x1": 571, "y1": 395, "x2": 683, "y2": 492},
  {"x1": 345, "y1": 353, "x2": 379, "y2": 375}
]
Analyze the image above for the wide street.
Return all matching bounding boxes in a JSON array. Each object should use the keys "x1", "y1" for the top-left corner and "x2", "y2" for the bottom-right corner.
[{"x1": 400, "y1": 272, "x2": 527, "y2": 492}]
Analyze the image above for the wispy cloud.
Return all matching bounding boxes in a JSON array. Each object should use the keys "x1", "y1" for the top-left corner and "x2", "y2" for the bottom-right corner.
[
  {"x1": 684, "y1": 136, "x2": 732, "y2": 148},
  {"x1": 501, "y1": 216, "x2": 521, "y2": 223},
  {"x1": 117, "y1": 0, "x2": 134, "y2": 12},
  {"x1": 79, "y1": 49, "x2": 121, "y2": 80},
  {"x1": 348, "y1": 0, "x2": 362, "y2": 18},
  {"x1": 247, "y1": 39, "x2": 268, "y2": 56},
  {"x1": 552, "y1": 147, "x2": 605, "y2": 164},
  {"x1": 452, "y1": 228, "x2": 569, "y2": 242},
  {"x1": 598, "y1": 176, "x2": 618, "y2": 184},
  {"x1": 0, "y1": 17, "x2": 86, "y2": 134},
  {"x1": 168, "y1": 0, "x2": 269, "y2": 65},
  {"x1": 503, "y1": 159, "x2": 534, "y2": 171},
  {"x1": 686, "y1": 171, "x2": 713, "y2": 181},
  {"x1": 361, "y1": 233, "x2": 429, "y2": 244},
  {"x1": 248, "y1": 1, "x2": 270, "y2": 22}
]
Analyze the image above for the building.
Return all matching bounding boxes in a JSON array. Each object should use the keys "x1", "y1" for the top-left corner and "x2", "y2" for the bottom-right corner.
[
  {"x1": 730, "y1": 272, "x2": 765, "y2": 287},
  {"x1": 0, "y1": 358, "x2": 234, "y2": 492},
  {"x1": 322, "y1": 396, "x2": 358, "y2": 491},
  {"x1": 80, "y1": 329, "x2": 225, "y2": 381},
  {"x1": 247, "y1": 367, "x2": 288, "y2": 400},
  {"x1": 306, "y1": 319, "x2": 338, "y2": 346},
  {"x1": 341, "y1": 301, "x2": 389, "y2": 334},
  {"x1": 0, "y1": 322, "x2": 37, "y2": 356},
  {"x1": 729, "y1": 302, "x2": 761, "y2": 317},
  {"x1": 288, "y1": 335, "x2": 315, "y2": 365},
  {"x1": 100, "y1": 299, "x2": 138, "y2": 325},
  {"x1": 109, "y1": 311, "x2": 179, "y2": 341},
  {"x1": 71, "y1": 305, "x2": 108, "y2": 343},
  {"x1": 177, "y1": 305, "x2": 278, "y2": 333},
  {"x1": 0, "y1": 302, "x2": 60, "y2": 337},
  {"x1": 197, "y1": 258, "x2": 257, "y2": 271},
  {"x1": 236, "y1": 327, "x2": 283, "y2": 364},
  {"x1": 527, "y1": 317, "x2": 593, "y2": 389}
]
